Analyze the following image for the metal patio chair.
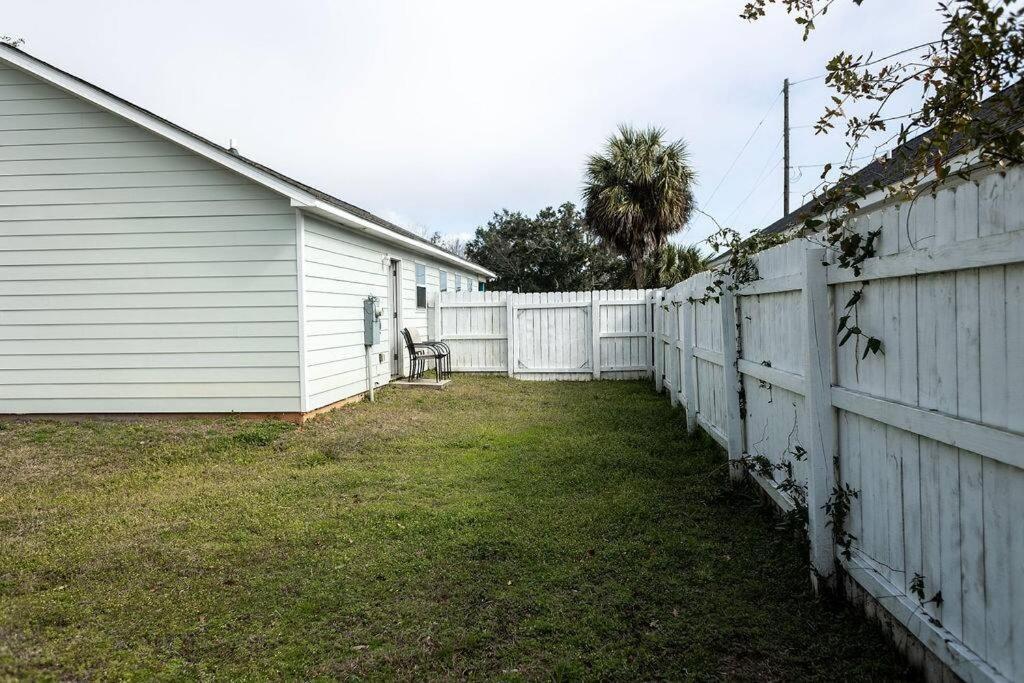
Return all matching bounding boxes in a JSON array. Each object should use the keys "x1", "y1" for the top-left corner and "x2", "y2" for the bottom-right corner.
[{"x1": 402, "y1": 328, "x2": 452, "y2": 381}]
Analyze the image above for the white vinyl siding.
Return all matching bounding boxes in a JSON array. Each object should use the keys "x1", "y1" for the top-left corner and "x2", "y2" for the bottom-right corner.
[
  {"x1": 0, "y1": 64, "x2": 301, "y2": 413},
  {"x1": 300, "y1": 215, "x2": 476, "y2": 410}
]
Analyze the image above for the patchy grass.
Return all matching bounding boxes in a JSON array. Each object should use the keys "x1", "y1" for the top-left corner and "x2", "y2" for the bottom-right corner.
[{"x1": 0, "y1": 376, "x2": 911, "y2": 680}]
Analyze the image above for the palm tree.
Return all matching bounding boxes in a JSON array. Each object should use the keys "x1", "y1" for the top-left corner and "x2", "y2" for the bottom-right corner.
[
  {"x1": 583, "y1": 125, "x2": 696, "y2": 288},
  {"x1": 647, "y1": 243, "x2": 708, "y2": 287}
]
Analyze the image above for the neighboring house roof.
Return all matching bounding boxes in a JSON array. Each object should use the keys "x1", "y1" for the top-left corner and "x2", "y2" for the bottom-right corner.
[
  {"x1": 757, "y1": 83, "x2": 1024, "y2": 238},
  {"x1": 0, "y1": 44, "x2": 496, "y2": 279}
]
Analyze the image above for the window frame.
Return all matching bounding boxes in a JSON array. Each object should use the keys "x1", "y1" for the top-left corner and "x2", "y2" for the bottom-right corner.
[{"x1": 415, "y1": 263, "x2": 427, "y2": 309}]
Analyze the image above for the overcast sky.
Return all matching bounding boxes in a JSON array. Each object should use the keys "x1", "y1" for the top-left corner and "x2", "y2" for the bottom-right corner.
[{"x1": 4, "y1": 0, "x2": 945, "y2": 247}]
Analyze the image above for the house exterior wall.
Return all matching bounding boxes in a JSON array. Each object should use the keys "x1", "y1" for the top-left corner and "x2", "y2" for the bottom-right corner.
[
  {"x1": 300, "y1": 214, "x2": 478, "y2": 411},
  {"x1": 0, "y1": 63, "x2": 302, "y2": 414}
]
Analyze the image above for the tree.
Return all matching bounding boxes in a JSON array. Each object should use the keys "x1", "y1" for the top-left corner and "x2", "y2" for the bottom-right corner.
[
  {"x1": 736, "y1": 0, "x2": 1023, "y2": 242},
  {"x1": 583, "y1": 125, "x2": 696, "y2": 288},
  {"x1": 428, "y1": 231, "x2": 468, "y2": 259},
  {"x1": 465, "y1": 203, "x2": 619, "y2": 292},
  {"x1": 642, "y1": 243, "x2": 709, "y2": 288}
]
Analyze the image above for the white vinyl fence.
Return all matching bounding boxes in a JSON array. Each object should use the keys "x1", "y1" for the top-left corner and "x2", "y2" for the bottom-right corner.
[
  {"x1": 432, "y1": 289, "x2": 658, "y2": 381},
  {"x1": 435, "y1": 165, "x2": 1024, "y2": 683},
  {"x1": 659, "y1": 166, "x2": 1024, "y2": 683}
]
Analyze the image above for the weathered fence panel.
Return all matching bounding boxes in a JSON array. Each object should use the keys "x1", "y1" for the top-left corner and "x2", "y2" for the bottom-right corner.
[
  {"x1": 434, "y1": 289, "x2": 656, "y2": 381},
  {"x1": 736, "y1": 240, "x2": 810, "y2": 503}
]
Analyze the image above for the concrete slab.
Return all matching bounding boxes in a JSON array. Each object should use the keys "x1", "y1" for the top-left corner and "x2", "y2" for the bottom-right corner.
[{"x1": 391, "y1": 379, "x2": 451, "y2": 390}]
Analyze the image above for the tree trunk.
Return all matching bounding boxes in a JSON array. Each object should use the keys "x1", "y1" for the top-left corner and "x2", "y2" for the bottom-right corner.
[{"x1": 632, "y1": 253, "x2": 645, "y2": 289}]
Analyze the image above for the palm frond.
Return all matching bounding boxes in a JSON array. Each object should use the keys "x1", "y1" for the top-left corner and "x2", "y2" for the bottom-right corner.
[{"x1": 582, "y1": 125, "x2": 697, "y2": 286}]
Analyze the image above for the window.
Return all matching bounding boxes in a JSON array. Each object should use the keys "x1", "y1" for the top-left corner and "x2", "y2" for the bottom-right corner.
[
  {"x1": 478, "y1": 280, "x2": 486, "y2": 292},
  {"x1": 415, "y1": 264, "x2": 427, "y2": 309},
  {"x1": 466, "y1": 278, "x2": 474, "y2": 292},
  {"x1": 455, "y1": 274, "x2": 462, "y2": 292},
  {"x1": 439, "y1": 270, "x2": 448, "y2": 292}
]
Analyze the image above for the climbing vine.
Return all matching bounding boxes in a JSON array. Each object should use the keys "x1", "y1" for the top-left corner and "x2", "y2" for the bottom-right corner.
[
  {"x1": 823, "y1": 483, "x2": 860, "y2": 560},
  {"x1": 734, "y1": 403, "x2": 810, "y2": 534},
  {"x1": 909, "y1": 572, "x2": 945, "y2": 627}
]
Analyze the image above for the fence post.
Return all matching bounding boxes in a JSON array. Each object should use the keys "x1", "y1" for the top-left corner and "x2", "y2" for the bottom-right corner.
[
  {"x1": 803, "y1": 247, "x2": 838, "y2": 590},
  {"x1": 667, "y1": 290, "x2": 678, "y2": 407},
  {"x1": 506, "y1": 294, "x2": 515, "y2": 378},
  {"x1": 720, "y1": 276, "x2": 745, "y2": 482},
  {"x1": 667, "y1": 289, "x2": 680, "y2": 407},
  {"x1": 435, "y1": 292, "x2": 443, "y2": 341},
  {"x1": 591, "y1": 291, "x2": 601, "y2": 380},
  {"x1": 653, "y1": 291, "x2": 664, "y2": 391},
  {"x1": 682, "y1": 287, "x2": 697, "y2": 434}
]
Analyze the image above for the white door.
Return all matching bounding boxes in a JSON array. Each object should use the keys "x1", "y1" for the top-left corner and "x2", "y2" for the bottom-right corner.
[{"x1": 388, "y1": 259, "x2": 401, "y2": 377}]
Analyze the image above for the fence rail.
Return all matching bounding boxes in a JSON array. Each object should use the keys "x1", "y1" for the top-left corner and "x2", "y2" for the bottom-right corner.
[{"x1": 435, "y1": 166, "x2": 1024, "y2": 682}]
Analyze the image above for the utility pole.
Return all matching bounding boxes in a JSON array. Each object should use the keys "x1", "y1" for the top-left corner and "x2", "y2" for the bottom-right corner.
[{"x1": 783, "y1": 78, "x2": 791, "y2": 217}]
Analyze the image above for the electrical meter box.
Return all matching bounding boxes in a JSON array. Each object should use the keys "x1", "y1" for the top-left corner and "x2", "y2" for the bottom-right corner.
[{"x1": 363, "y1": 297, "x2": 382, "y2": 346}]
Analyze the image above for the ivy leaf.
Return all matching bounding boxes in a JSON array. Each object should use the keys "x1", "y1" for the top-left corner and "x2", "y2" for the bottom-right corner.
[
  {"x1": 837, "y1": 315, "x2": 850, "y2": 333},
  {"x1": 910, "y1": 573, "x2": 926, "y2": 601},
  {"x1": 839, "y1": 327, "x2": 857, "y2": 347},
  {"x1": 845, "y1": 289, "x2": 863, "y2": 309},
  {"x1": 863, "y1": 337, "x2": 884, "y2": 358}
]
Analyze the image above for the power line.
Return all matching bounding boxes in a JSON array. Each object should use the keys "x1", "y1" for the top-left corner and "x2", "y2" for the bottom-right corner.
[
  {"x1": 791, "y1": 109, "x2": 917, "y2": 131},
  {"x1": 787, "y1": 40, "x2": 942, "y2": 87},
  {"x1": 793, "y1": 152, "x2": 876, "y2": 169},
  {"x1": 712, "y1": 130, "x2": 783, "y2": 228},
  {"x1": 752, "y1": 134, "x2": 784, "y2": 186},
  {"x1": 789, "y1": 72, "x2": 826, "y2": 87},
  {"x1": 725, "y1": 158, "x2": 783, "y2": 225},
  {"x1": 701, "y1": 89, "x2": 783, "y2": 211},
  {"x1": 757, "y1": 195, "x2": 784, "y2": 226}
]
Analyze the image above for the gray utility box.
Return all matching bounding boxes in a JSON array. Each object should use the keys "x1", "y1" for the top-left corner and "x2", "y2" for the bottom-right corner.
[{"x1": 363, "y1": 297, "x2": 382, "y2": 346}]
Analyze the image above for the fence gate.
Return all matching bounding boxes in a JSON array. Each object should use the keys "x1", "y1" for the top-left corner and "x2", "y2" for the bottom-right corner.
[{"x1": 513, "y1": 292, "x2": 593, "y2": 378}]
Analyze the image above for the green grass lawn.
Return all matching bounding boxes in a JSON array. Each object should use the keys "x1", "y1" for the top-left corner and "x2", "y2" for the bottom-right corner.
[{"x1": 1, "y1": 376, "x2": 911, "y2": 681}]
